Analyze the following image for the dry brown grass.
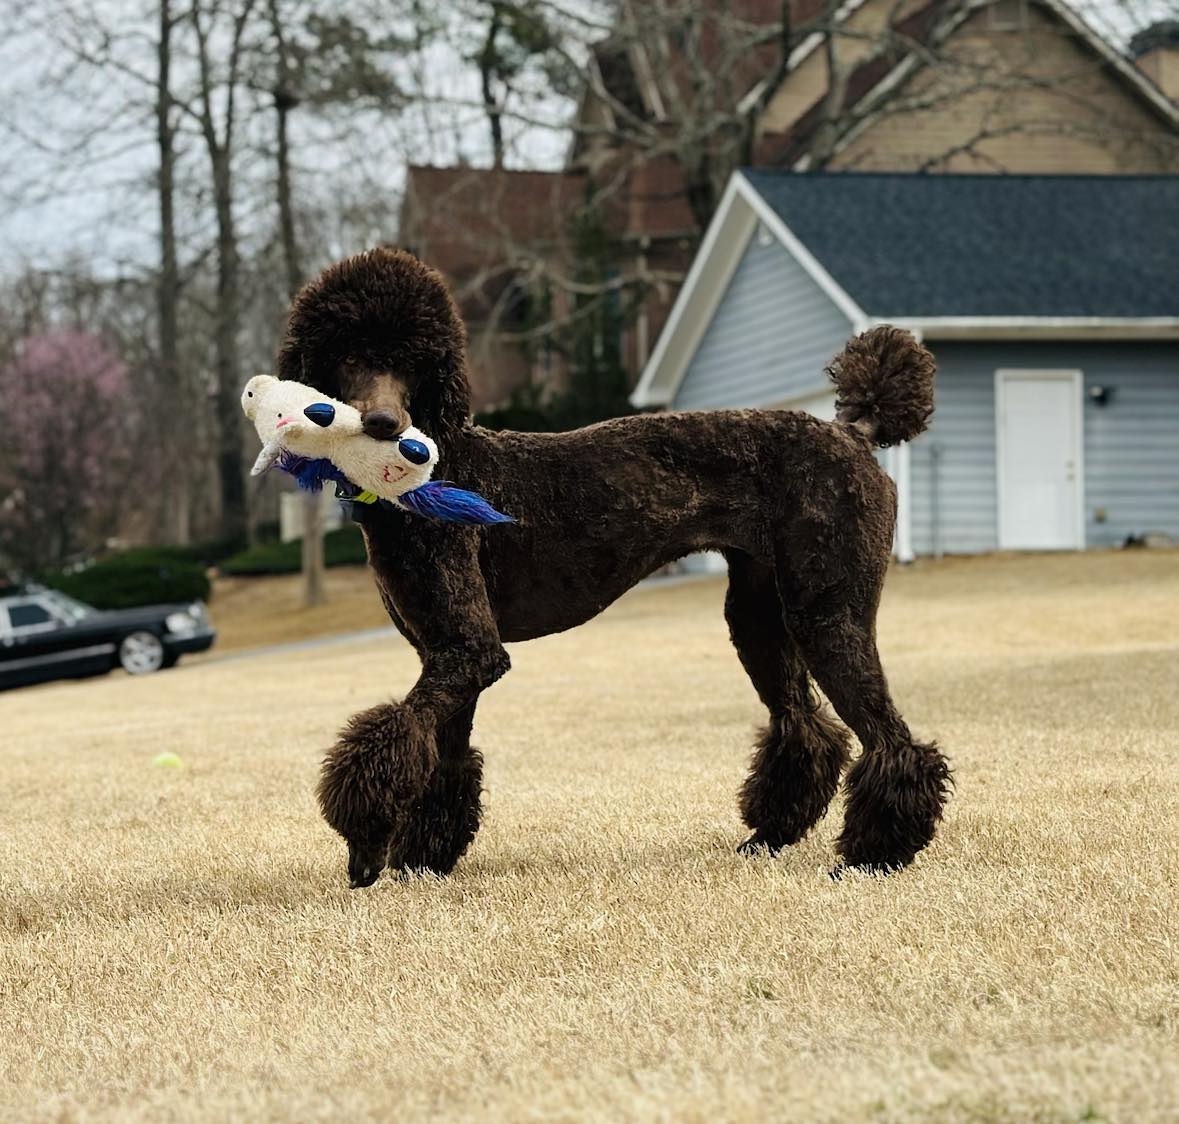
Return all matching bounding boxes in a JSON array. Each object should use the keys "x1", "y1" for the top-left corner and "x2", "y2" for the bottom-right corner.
[
  {"x1": 203, "y1": 567, "x2": 384, "y2": 654},
  {"x1": 2, "y1": 550, "x2": 1178, "y2": 1123}
]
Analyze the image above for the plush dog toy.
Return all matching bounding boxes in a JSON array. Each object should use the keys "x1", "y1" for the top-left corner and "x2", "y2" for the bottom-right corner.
[{"x1": 241, "y1": 374, "x2": 512, "y2": 524}]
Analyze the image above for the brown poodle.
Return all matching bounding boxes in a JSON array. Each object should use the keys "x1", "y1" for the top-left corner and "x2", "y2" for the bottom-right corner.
[{"x1": 276, "y1": 247, "x2": 951, "y2": 887}]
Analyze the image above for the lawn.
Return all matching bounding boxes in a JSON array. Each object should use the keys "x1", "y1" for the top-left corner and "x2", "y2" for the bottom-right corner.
[{"x1": 2, "y1": 551, "x2": 1177, "y2": 1122}]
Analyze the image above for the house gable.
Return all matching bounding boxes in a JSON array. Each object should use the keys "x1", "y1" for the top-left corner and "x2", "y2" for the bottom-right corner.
[
  {"x1": 631, "y1": 174, "x2": 865, "y2": 408},
  {"x1": 674, "y1": 230, "x2": 857, "y2": 410},
  {"x1": 758, "y1": 0, "x2": 1179, "y2": 174}
]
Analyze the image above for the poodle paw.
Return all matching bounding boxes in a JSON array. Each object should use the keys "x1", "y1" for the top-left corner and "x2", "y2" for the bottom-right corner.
[
  {"x1": 737, "y1": 832, "x2": 784, "y2": 856},
  {"x1": 348, "y1": 839, "x2": 387, "y2": 889}
]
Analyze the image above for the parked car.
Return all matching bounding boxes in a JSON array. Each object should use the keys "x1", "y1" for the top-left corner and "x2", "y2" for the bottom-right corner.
[{"x1": 0, "y1": 585, "x2": 215, "y2": 690}]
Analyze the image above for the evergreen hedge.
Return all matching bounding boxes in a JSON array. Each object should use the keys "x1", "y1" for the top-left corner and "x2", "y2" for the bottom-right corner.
[
  {"x1": 219, "y1": 526, "x2": 367, "y2": 576},
  {"x1": 42, "y1": 548, "x2": 212, "y2": 609}
]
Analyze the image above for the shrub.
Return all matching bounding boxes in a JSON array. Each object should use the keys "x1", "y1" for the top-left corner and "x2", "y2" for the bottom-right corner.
[
  {"x1": 219, "y1": 526, "x2": 367, "y2": 576},
  {"x1": 42, "y1": 548, "x2": 211, "y2": 609}
]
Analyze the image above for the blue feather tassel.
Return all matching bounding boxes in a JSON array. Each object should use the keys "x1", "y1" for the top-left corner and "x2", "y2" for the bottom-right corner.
[
  {"x1": 398, "y1": 481, "x2": 514, "y2": 525},
  {"x1": 277, "y1": 451, "x2": 349, "y2": 492}
]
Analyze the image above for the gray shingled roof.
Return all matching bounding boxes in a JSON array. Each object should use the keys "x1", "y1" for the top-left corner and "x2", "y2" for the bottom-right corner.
[{"x1": 740, "y1": 170, "x2": 1179, "y2": 319}]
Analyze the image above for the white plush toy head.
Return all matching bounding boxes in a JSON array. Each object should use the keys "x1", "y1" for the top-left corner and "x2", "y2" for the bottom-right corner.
[{"x1": 242, "y1": 373, "x2": 362, "y2": 446}]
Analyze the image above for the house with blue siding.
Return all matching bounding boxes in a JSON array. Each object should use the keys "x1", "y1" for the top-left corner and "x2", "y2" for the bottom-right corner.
[{"x1": 632, "y1": 171, "x2": 1179, "y2": 559}]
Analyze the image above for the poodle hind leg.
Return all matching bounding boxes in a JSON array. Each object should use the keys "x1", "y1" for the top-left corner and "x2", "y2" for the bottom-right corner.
[
  {"x1": 725, "y1": 552, "x2": 850, "y2": 855},
  {"x1": 387, "y1": 700, "x2": 484, "y2": 877},
  {"x1": 786, "y1": 597, "x2": 952, "y2": 873}
]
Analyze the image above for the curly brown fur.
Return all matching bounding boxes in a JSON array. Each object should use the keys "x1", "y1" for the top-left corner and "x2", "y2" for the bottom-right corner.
[
  {"x1": 282, "y1": 248, "x2": 950, "y2": 885},
  {"x1": 318, "y1": 701, "x2": 439, "y2": 888},
  {"x1": 738, "y1": 709, "x2": 851, "y2": 854},
  {"x1": 387, "y1": 748, "x2": 484, "y2": 876},
  {"x1": 827, "y1": 325, "x2": 936, "y2": 447},
  {"x1": 836, "y1": 740, "x2": 953, "y2": 873}
]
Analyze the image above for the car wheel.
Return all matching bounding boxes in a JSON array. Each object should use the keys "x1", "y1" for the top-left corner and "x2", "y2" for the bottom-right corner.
[
  {"x1": 162, "y1": 652, "x2": 179, "y2": 670},
  {"x1": 118, "y1": 631, "x2": 166, "y2": 675}
]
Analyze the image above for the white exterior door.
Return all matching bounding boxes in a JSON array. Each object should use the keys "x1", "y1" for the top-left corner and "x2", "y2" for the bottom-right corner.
[{"x1": 996, "y1": 370, "x2": 1084, "y2": 550}]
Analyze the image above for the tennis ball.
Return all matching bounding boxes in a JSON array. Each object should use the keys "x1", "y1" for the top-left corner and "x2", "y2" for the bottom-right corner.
[{"x1": 152, "y1": 752, "x2": 184, "y2": 769}]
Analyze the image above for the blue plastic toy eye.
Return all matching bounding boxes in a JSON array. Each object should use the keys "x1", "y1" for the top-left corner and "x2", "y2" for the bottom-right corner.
[
  {"x1": 398, "y1": 437, "x2": 431, "y2": 465},
  {"x1": 304, "y1": 402, "x2": 336, "y2": 427}
]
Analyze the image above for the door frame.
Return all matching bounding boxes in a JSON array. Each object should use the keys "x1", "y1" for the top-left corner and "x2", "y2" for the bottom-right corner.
[{"x1": 994, "y1": 368, "x2": 1085, "y2": 550}]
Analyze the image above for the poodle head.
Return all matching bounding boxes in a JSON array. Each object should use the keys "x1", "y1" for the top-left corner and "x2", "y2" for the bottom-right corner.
[{"x1": 277, "y1": 247, "x2": 470, "y2": 446}]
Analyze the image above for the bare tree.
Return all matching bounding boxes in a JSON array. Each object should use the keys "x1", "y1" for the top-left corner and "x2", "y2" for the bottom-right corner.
[
  {"x1": 188, "y1": 0, "x2": 260, "y2": 544},
  {"x1": 264, "y1": 0, "x2": 324, "y2": 606},
  {"x1": 156, "y1": 0, "x2": 191, "y2": 543}
]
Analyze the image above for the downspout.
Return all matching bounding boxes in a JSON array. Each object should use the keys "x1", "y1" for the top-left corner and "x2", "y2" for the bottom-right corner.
[
  {"x1": 895, "y1": 441, "x2": 914, "y2": 563},
  {"x1": 894, "y1": 326, "x2": 921, "y2": 563}
]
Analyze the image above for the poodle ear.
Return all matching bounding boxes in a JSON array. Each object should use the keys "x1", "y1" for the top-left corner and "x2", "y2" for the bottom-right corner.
[{"x1": 412, "y1": 359, "x2": 471, "y2": 445}]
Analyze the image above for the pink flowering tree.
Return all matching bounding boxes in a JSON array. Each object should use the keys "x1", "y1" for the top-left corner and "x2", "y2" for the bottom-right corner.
[{"x1": 0, "y1": 331, "x2": 137, "y2": 571}]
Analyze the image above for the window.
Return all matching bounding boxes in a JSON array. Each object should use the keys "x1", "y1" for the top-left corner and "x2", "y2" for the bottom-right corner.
[{"x1": 8, "y1": 602, "x2": 54, "y2": 630}]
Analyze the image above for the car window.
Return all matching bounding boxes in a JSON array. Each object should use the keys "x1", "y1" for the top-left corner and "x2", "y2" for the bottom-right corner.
[
  {"x1": 8, "y1": 602, "x2": 54, "y2": 630},
  {"x1": 45, "y1": 591, "x2": 93, "y2": 622}
]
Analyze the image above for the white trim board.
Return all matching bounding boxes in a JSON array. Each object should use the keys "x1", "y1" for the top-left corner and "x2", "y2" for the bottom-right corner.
[
  {"x1": 738, "y1": 0, "x2": 872, "y2": 115},
  {"x1": 882, "y1": 317, "x2": 1179, "y2": 340},
  {"x1": 994, "y1": 368, "x2": 1086, "y2": 551}
]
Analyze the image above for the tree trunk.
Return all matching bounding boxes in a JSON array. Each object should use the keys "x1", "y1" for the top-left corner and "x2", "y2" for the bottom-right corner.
[
  {"x1": 190, "y1": 0, "x2": 255, "y2": 546},
  {"x1": 808, "y1": 0, "x2": 851, "y2": 169},
  {"x1": 211, "y1": 145, "x2": 247, "y2": 543},
  {"x1": 155, "y1": 0, "x2": 190, "y2": 544},
  {"x1": 479, "y1": 2, "x2": 506, "y2": 169},
  {"x1": 274, "y1": 91, "x2": 303, "y2": 296},
  {"x1": 269, "y1": 0, "x2": 323, "y2": 607}
]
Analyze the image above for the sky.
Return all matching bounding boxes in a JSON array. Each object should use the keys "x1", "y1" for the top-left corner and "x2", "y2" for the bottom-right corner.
[
  {"x1": 0, "y1": 0, "x2": 1170, "y2": 281},
  {"x1": 0, "y1": 0, "x2": 578, "y2": 277}
]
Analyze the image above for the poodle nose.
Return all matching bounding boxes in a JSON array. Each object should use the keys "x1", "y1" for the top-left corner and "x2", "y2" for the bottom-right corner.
[{"x1": 362, "y1": 409, "x2": 405, "y2": 441}]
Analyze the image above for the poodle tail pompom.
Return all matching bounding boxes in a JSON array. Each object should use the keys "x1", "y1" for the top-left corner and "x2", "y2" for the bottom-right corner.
[{"x1": 826, "y1": 326, "x2": 936, "y2": 448}]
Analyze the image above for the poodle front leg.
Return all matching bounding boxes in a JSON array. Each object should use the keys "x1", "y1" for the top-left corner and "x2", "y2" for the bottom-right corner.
[
  {"x1": 318, "y1": 522, "x2": 508, "y2": 887},
  {"x1": 319, "y1": 643, "x2": 507, "y2": 888},
  {"x1": 387, "y1": 700, "x2": 484, "y2": 877},
  {"x1": 318, "y1": 700, "x2": 440, "y2": 888}
]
